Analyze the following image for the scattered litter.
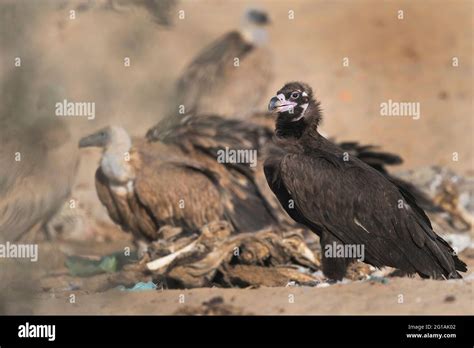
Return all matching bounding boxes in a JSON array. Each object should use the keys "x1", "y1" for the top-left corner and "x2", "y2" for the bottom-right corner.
[
  {"x1": 443, "y1": 233, "x2": 473, "y2": 254},
  {"x1": 65, "y1": 255, "x2": 117, "y2": 277},
  {"x1": 65, "y1": 250, "x2": 138, "y2": 277},
  {"x1": 116, "y1": 281, "x2": 157, "y2": 292},
  {"x1": 316, "y1": 282, "x2": 331, "y2": 288},
  {"x1": 60, "y1": 282, "x2": 81, "y2": 291},
  {"x1": 463, "y1": 272, "x2": 474, "y2": 282},
  {"x1": 396, "y1": 166, "x2": 474, "y2": 234},
  {"x1": 367, "y1": 275, "x2": 389, "y2": 285}
]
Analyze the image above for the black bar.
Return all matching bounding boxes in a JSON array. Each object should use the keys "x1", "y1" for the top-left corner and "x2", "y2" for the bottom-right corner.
[{"x1": 0, "y1": 315, "x2": 471, "y2": 346}]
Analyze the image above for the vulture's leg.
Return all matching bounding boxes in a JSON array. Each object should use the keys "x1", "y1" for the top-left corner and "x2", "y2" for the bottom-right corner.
[{"x1": 320, "y1": 232, "x2": 351, "y2": 281}]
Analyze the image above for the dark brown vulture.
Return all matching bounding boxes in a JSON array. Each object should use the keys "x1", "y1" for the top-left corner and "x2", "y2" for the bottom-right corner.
[
  {"x1": 79, "y1": 125, "x2": 279, "y2": 244},
  {"x1": 167, "y1": 8, "x2": 273, "y2": 120},
  {"x1": 264, "y1": 82, "x2": 467, "y2": 280}
]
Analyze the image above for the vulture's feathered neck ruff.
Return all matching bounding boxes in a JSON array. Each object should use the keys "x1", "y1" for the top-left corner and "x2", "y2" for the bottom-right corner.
[
  {"x1": 102, "y1": 135, "x2": 134, "y2": 186},
  {"x1": 240, "y1": 27, "x2": 268, "y2": 47},
  {"x1": 79, "y1": 126, "x2": 135, "y2": 186}
]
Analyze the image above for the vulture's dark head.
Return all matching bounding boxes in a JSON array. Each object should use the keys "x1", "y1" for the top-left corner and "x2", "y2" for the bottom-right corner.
[
  {"x1": 79, "y1": 126, "x2": 131, "y2": 150},
  {"x1": 244, "y1": 8, "x2": 270, "y2": 26},
  {"x1": 268, "y1": 82, "x2": 322, "y2": 136}
]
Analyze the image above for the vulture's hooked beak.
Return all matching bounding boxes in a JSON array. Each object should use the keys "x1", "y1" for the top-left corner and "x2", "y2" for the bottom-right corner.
[
  {"x1": 268, "y1": 95, "x2": 297, "y2": 113},
  {"x1": 78, "y1": 130, "x2": 106, "y2": 148}
]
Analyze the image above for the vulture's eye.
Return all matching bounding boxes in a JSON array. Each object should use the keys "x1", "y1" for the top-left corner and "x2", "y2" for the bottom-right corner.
[{"x1": 290, "y1": 92, "x2": 300, "y2": 100}]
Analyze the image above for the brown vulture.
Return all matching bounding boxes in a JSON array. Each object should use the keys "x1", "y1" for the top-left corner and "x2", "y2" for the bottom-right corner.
[
  {"x1": 166, "y1": 8, "x2": 273, "y2": 120},
  {"x1": 79, "y1": 125, "x2": 279, "y2": 244},
  {"x1": 264, "y1": 82, "x2": 467, "y2": 280}
]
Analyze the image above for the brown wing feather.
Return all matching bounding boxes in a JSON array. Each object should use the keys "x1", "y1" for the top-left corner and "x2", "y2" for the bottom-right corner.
[
  {"x1": 95, "y1": 162, "x2": 160, "y2": 241},
  {"x1": 135, "y1": 163, "x2": 224, "y2": 231}
]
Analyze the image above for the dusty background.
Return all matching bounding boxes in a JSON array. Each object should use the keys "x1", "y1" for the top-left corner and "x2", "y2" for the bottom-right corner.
[
  {"x1": 0, "y1": 0, "x2": 473, "y2": 315},
  {"x1": 1, "y1": 0, "x2": 472, "y2": 172}
]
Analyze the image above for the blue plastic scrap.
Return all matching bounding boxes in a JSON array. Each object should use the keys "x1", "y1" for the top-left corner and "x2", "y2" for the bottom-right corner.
[{"x1": 116, "y1": 281, "x2": 157, "y2": 292}]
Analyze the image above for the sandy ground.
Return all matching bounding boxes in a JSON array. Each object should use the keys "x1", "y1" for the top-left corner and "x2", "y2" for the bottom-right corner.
[
  {"x1": 14, "y1": 271, "x2": 474, "y2": 315},
  {"x1": 0, "y1": 245, "x2": 470, "y2": 315},
  {"x1": 1, "y1": 1, "x2": 472, "y2": 315}
]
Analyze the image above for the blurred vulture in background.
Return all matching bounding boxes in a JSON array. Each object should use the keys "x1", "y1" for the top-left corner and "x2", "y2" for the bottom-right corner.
[
  {"x1": 169, "y1": 8, "x2": 273, "y2": 119},
  {"x1": 66, "y1": 0, "x2": 177, "y2": 26},
  {"x1": 0, "y1": 71, "x2": 79, "y2": 243},
  {"x1": 145, "y1": 9, "x2": 273, "y2": 139},
  {"x1": 79, "y1": 124, "x2": 279, "y2": 244}
]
